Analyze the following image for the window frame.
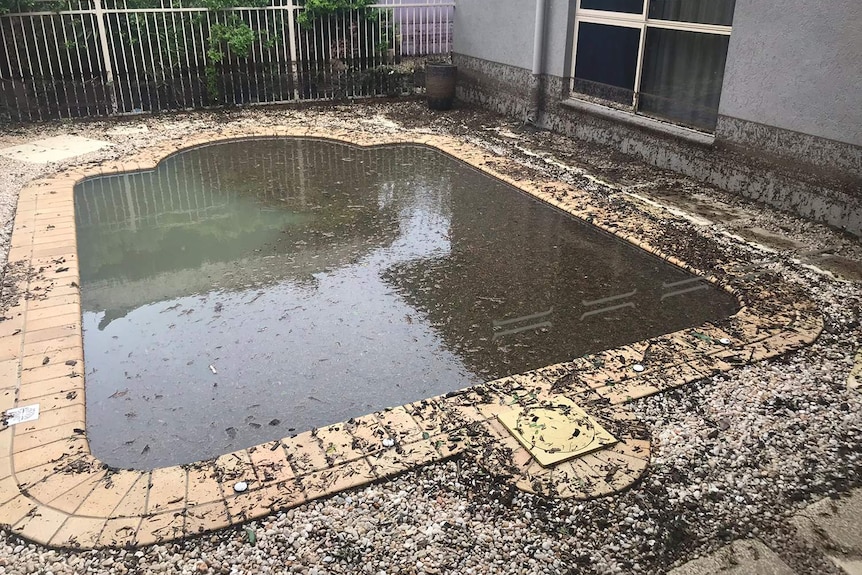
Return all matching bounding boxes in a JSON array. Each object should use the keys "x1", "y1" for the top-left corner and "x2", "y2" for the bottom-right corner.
[{"x1": 569, "y1": 0, "x2": 733, "y2": 129}]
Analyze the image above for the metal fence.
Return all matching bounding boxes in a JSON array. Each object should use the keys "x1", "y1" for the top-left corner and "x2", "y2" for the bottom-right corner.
[{"x1": 0, "y1": 0, "x2": 454, "y2": 121}]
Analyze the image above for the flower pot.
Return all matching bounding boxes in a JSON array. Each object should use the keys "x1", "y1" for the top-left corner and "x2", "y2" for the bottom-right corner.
[{"x1": 426, "y1": 63, "x2": 457, "y2": 111}]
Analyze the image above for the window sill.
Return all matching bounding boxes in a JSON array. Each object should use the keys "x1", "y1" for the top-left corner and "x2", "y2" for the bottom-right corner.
[{"x1": 560, "y1": 98, "x2": 716, "y2": 147}]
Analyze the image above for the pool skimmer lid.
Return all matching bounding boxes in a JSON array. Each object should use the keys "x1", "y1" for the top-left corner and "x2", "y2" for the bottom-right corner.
[{"x1": 497, "y1": 397, "x2": 618, "y2": 467}]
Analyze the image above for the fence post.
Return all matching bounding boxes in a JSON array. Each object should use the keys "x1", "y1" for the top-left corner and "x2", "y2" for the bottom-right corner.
[
  {"x1": 285, "y1": 0, "x2": 299, "y2": 100},
  {"x1": 92, "y1": 0, "x2": 118, "y2": 114}
]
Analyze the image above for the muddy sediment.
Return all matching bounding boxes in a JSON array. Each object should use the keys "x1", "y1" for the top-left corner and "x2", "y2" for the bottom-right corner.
[{"x1": 0, "y1": 101, "x2": 859, "y2": 574}]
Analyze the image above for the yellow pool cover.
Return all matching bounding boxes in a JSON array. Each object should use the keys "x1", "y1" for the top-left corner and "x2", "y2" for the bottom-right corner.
[{"x1": 498, "y1": 397, "x2": 618, "y2": 467}]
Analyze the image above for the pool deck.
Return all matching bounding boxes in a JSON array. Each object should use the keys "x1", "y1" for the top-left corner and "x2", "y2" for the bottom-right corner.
[{"x1": 0, "y1": 125, "x2": 823, "y2": 549}]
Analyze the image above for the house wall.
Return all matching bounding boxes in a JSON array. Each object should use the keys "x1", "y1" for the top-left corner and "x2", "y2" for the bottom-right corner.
[
  {"x1": 451, "y1": 0, "x2": 862, "y2": 235},
  {"x1": 452, "y1": 0, "x2": 573, "y2": 77},
  {"x1": 715, "y1": 0, "x2": 862, "y2": 180},
  {"x1": 718, "y1": 0, "x2": 862, "y2": 149},
  {"x1": 453, "y1": 0, "x2": 536, "y2": 72}
]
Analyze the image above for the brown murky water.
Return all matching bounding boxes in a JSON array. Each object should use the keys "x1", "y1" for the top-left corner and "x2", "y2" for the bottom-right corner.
[{"x1": 75, "y1": 138, "x2": 738, "y2": 469}]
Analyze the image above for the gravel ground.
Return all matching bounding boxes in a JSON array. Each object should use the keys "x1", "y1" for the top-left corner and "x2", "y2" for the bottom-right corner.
[{"x1": 0, "y1": 101, "x2": 860, "y2": 575}]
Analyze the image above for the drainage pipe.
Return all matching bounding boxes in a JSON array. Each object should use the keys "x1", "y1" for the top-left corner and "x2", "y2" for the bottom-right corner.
[{"x1": 528, "y1": 0, "x2": 548, "y2": 124}]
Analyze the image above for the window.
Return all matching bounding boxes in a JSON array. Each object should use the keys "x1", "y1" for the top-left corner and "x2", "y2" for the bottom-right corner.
[{"x1": 571, "y1": 0, "x2": 735, "y2": 131}]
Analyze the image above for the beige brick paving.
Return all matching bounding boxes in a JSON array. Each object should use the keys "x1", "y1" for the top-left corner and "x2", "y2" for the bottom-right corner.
[{"x1": 0, "y1": 127, "x2": 822, "y2": 549}]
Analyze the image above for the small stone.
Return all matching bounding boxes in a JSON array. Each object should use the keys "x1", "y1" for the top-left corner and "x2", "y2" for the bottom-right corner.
[
  {"x1": 196, "y1": 561, "x2": 209, "y2": 572},
  {"x1": 382, "y1": 438, "x2": 395, "y2": 448}
]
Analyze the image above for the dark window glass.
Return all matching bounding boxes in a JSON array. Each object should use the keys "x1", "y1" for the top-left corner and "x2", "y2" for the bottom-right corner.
[
  {"x1": 573, "y1": 22, "x2": 640, "y2": 105},
  {"x1": 581, "y1": 0, "x2": 644, "y2": 14},
  {"x1": 648, "y1": 0, "x2": 735, "y2": 26},
  {"x1": 639, "y1": 28, "x2": 730, "y2": 131}
]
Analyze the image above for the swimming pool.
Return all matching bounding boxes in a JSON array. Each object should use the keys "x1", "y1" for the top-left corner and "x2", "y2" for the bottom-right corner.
[{"x1": 76, "y1": 138, "x2": 738, "y2": 469}]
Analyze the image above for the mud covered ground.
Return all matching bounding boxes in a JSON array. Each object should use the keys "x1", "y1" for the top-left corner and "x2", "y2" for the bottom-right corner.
[{"x1": 0, "y1": 100, "x2": 860, "y2": 575}]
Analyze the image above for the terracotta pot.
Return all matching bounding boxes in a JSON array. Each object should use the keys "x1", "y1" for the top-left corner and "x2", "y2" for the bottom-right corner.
[{"x1": 426, "y1": 64, "x2": 457, "y2": 111}]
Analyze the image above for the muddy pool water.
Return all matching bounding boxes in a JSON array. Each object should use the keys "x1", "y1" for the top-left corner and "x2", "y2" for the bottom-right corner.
[{"x1": 75, "y1": 138, "x2": 738, "y2": 468}]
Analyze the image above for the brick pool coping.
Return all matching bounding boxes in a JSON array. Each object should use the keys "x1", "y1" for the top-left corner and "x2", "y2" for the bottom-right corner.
[{"x1": 0, "y1": 126, "x2": 823, "y2": 549}]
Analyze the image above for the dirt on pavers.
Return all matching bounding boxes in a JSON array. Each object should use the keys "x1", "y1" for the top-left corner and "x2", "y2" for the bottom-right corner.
[{"x1": 0, "y1": 100, "x2": 860, "y2": 575}]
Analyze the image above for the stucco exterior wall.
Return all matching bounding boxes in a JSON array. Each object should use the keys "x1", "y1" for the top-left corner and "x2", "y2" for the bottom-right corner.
[
  {"x1": 453, "y1": 0, "x2": 536, "y2": 72},
  {"x1": 450, "y1": 1, "x2": 862, "y2": 233},
  {"x1": 718, "y1": 0, "x2": 862, "y2": 148},
  {"x1": 453, "y1": 0, "x2": 573, "y2": 77}
]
